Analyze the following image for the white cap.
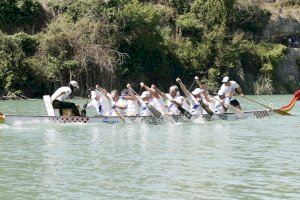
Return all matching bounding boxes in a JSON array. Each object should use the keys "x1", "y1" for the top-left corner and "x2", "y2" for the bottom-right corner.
[
  {"x1": 169, "y1": 85, "x2": 178, "y2": 92},
  {"x1": 69, "y1": 80, "x2": 79, "y2": 89},
  {"x1": 222, "y1": 76, "x2": 229, "y2": 83},
  {"x1": 218, "y1": 90, "x2": 225, "y2": 96},
  {"x1": 140, "y1": 91, "x2": 151, "y2": 99},
  {"x1": 192, "y1": 88, "x2": 202, "y2": 95}
]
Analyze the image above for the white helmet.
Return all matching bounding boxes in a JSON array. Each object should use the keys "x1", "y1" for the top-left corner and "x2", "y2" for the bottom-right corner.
[
  {"x1": 140, "y1": 91, "x2": 151, "y2": 99},
  {"x1": 69, "y1": 80, "x2": 79, "y2": 89},
  {"x1": 169, "y1": 85, "x2": 178, "y2": 92},
  {"x1": 191, "y1": 88, "x2": 202, "y2": 95},
  {"x1": 222, "y1": 76, "x2": 229, "y2": 83}
]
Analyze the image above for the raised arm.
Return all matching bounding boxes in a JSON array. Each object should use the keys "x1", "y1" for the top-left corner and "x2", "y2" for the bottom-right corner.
[
  {"x1": 140, "y1": 82, "x2": 155, "y2": 95},
  {"x1": 152, "y1": 84, "x2": 167, "y2": 99},
  {"x1": 195, "y1": 76, "x2": 206, "y2": 91},
  {"x1": 126, "y1": 83, "x2": 135, "y2": 96},
  {"x1": 202, "y1": 90, "x2": 212, "y2": 103},
  {"x1": 176, "y1": 78, "x2": 190, "y2": 97},
  {"x1": 126, "y1": 83, "x2": 138, "y2": 100}
]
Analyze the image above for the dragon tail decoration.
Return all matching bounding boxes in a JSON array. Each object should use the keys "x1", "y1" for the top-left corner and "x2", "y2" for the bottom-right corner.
[
  {"x1": 0, "y1": 112, "x2": 4, "y2": 124},
  {"x1": 279, "y1": 89, "x2": 300, "y2": 113}
]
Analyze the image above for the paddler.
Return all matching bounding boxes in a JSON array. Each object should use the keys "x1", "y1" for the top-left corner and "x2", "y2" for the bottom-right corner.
[
  {"x1": 51, "y1": 80, "x2": 80, "y2": 116},
  {"x1": 153, "y1": 84, "x2": 189, "y2": 115},
  {"x1": 203, "y1": 90, "x2": 228, "y2": 114},
  {"x1": 107, "y1": 90, "x2": 127, "y2": 116},
  {"x1": 140, "y1": 82, "x2": 166, "y2": 114},
  {"x1": 219, "y1": 76, "x2": 244, "y2": 109},
  {"x1": 176, "y1": 78, "x2": 203, "y2": 116},
  {"x1": 85, "y1": 86, "x2": 111, "y2": 116},
  {"x1": 124, "y1": 84, "x2": 141, "y2": 116},
  {"x1": 138, "y1": 91, "x2": 153, "y2": 116}
]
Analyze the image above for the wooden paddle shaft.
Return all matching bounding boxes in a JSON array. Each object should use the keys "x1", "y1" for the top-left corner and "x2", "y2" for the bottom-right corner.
[{"x1": 242, "y1": 96, "x2": 272, "y2": 110}]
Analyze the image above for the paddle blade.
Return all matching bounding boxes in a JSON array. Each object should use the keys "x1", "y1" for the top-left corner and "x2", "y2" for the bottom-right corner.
[
  {"x1": 200, "y1": 100, "x2": 214, "y2": 117},
  {"x1": 178, "y1": 106, "x2": 192, "y2": 119},
  {"x1": 148, "y1": 104, "x2": 162, "y2": 118}
]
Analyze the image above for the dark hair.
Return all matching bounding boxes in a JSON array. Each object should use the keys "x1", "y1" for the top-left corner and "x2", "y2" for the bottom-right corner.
[{"x1": 88, "y1": 87, "x2": 94, "y2": 92}]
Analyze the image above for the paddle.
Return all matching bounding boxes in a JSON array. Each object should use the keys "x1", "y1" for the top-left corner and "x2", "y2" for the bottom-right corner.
[
  {"x1": 81, "y1": 87, "x2": 95, "y2": 116},
  {"x1": 129, "y1": 86, "x2": 162, "y2": 119},
  {"x1": 81, "y1": 100, "x2": 88, "y2": 116},
  {"x1": 113, "y1": 106, "x2": 126, "y2": 123},
  {"x1": 188, "y1": 79, "x2": 196, "y2": 92},
  {"x1": 185, "y1": 78, "x2": 197, "y2": 106},
  {"x1": 242, "y1": 95, "x2": 292, "y2": 116},
  {"x1": 177, "y1": 105, "x2": 192, "y2": 119}
]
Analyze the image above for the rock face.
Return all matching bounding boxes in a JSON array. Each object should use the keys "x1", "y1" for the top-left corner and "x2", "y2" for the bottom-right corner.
[
  {"x1": 262, "y1": 22, "x2": 300, "y2": 39},
  {"x1": 276, "y1": 48, "x2": 300, "y2": 86},
  {"x1": 259, "y1": 4, "x2": 300, "y2": 39}
]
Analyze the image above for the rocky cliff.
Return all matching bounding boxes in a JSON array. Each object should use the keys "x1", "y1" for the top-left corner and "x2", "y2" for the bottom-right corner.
[
  {"x1": 261, "y1": 4, "x2": 299, "y2": 39},
  {"x1": 275, "y1": 48, "x2": 300, "y2": 92}
]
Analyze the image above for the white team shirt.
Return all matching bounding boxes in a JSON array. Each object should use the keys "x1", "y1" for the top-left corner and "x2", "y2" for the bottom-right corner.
[
  {"x1": 51, "y1": 87, "x2": 72, "y2": 101},
  {"x1": 126, "y1": 99, "x2": 140, "y2": 116},
  {"x1": 187, "y1": 94, "x2": 203, "y2": 116},
  {"x1": 208, "y1": 96, "x2": 227, "y2": 114},
  {"x1": 99, "y1": 92, "x2": 112, "y2": 116},
  {"x1": 109, "y1": 98, "x2": 127, "y2": 116},
  {"x1": 139, "y1": 100, "x2": 154, "y2": 116},
  {"x1": 87, "y1": 91, "x2": 111, "y2": 116},
  {"x1": 219, "y1": 81, "x2": 239, "y2": 101},
  {"x1": 166, "y1": 93, "x2": 187, "y2": 115}
]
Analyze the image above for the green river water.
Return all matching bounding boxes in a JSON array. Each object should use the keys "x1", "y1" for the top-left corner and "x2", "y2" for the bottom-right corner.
[{"x1": 0, "y1": 95, "x2": 299, "y2": 199}]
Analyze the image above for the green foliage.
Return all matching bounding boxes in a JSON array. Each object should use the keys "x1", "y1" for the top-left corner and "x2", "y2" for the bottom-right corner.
[
  {"x1": 0, "y1": 32, "x2": 25, "y2": 92},
  {"x1": 256, "y1": 43, "x2": 287, "y2": 73},
  {"x1": 253, "y1": 75, "x2": 274, "y2": 95},
  {"x1": 169, "y1": 0, "x2": 193, "y2": 14},
  {"x1": 13, "y1": 32, "x2": 39, "y2": 56},
  {"x1": 0, "y1": 0, "x2": 41, "y2": 29},
  {"x1": 0, "y1": 0, "x2": 293, "y2": 96},
  {"x1": 231, "y1": 5, "x2": 271, "y2": 36},
  {"x1": 279, "y1": 0, "x2": 300, "y2": 7},
  {"x1": 0, "y1": 31, "x2": 47, "y2": 96}
]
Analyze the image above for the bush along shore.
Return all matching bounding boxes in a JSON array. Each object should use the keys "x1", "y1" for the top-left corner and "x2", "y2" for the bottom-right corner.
[{"x1": 0, "y1": 0, "x2": 299, "y2": 99}]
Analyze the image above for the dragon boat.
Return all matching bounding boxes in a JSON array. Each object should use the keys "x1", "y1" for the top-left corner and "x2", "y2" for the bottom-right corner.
[{"x1": 0, "y1": 90, "x2": 299, "y2": 125}]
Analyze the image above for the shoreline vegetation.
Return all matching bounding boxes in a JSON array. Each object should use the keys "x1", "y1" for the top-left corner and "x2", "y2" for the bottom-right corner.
[{"x1": 0, "y1": 0, "x2": 299, "y2": 100}]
